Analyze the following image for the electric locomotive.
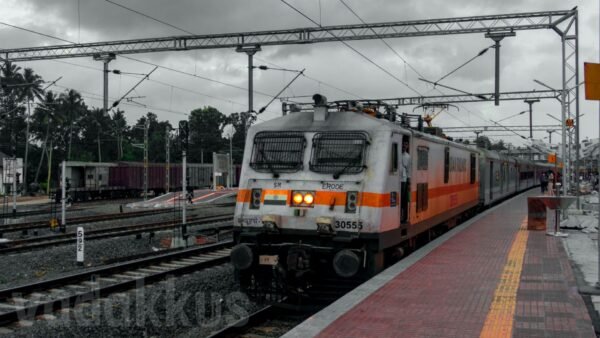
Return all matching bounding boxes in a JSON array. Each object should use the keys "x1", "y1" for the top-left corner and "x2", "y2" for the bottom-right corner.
[{"x1": 230, "y1": 94, "x2": 485, "y2": 295}]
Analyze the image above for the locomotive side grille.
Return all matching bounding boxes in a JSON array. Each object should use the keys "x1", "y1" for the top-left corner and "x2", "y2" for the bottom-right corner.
[
  {"x1": 250, "y1": 131, "x2": 306, "y2": 173},
  {"x1": 309, "y1": 131, "x2": 369, "y2": 174}
]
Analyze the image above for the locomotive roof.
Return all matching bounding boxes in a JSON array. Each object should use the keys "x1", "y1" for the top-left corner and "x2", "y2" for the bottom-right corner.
[{"x1": 251, "y1": 109, "x2": 475, "y2": 150}]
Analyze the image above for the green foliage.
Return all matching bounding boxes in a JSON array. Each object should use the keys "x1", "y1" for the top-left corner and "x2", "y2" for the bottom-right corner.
[{"x1": 1, "y1": 62, "x2": 258, "y2": 191}]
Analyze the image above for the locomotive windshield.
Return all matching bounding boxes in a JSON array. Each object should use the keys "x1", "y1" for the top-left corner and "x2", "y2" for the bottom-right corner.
[
  {"x1": 250, "y1": 131, "x2": 306, "y2": 174},
  {"x1": 309, "y1": 131, "x2": 369, "y2": 178}
]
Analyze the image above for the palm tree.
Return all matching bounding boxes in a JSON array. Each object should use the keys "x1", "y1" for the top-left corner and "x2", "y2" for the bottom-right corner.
[
  {"x1": 18, "y1": 68, "x2": 45, "y2": 193},
  {"x1": 0, "y1": 62, "x2": 24, "y2": 157},
  {"x1": 32, "y1": 91, "x2": 64, "y2": 186},
  {"x1": 58, "y1": 89, "x2": 85, "y2": 160},
  {"x1": 111, "y1": 109, "x2": 128, "y2": 160}
]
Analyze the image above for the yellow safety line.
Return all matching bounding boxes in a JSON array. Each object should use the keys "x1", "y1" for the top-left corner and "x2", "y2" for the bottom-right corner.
[{"x1": 480, "y1": 218, "x2": 529, "y2": 338}]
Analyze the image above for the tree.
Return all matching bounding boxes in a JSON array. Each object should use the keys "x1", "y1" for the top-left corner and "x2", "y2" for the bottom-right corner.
[
  {"x1": 490, "y1": 140, "x2": 507, "y2": 151},
  {"x1": 475, "y1": 136, "x2": 492, "y2": 150},
  {"x1": 111, "y1": 109, "x2": 128, "y2": 160},
  {"x1": 31, "y1": 91, "x2": 65, "y2": 187},
  {"x1": 18, "y1": 68, "x2": 45, "y2": 193},
  {"x1": 58, "y1": 89, "x2": 86, "y2": 160},
  {"x1": 226, "y1": 112, "x2": 257, "y2": 163},
  {"x1": 188, "y1": 106, "x2": 228, "y2": 163},
  {"x1": 0, "y1": 61, "x2": 25, "y2": 157}
]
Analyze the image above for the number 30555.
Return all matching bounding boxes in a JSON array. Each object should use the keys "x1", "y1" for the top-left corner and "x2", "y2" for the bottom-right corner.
[{"x1": 335, "y1": 220, "x2": 363, "y2": 230}]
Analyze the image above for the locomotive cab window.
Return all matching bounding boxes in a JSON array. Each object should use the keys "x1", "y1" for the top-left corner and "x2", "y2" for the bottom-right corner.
[
  {"x1": 250, "y1": 131, "x2": 306, "y2": 175},
  {"x1": 310, "y1": 131, "x2": 369, "y2": 179},
  {"x1": 444, "y1": 147, "x2": 450, "y2": 184},
  {"x1": 390, "y1": 143, "x2": 398, "y2": 173},
  {"x1": 417, "y1": 146, "x2": 429, "y2": 170},
  {"x1": 470, "y1": 153, "x2": 476, "y2": 184}
]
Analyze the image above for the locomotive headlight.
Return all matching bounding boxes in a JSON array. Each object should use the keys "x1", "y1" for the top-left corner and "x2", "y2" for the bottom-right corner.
[
  {"x1": 291, "y1": 191, "x2": 315, "y2": 207},
  {"x1": 292, "y1": 193, "x2": 304, "y2": 205},
  {"x1": 303, "y1": 193, "x2": 314, "y2": 205}
]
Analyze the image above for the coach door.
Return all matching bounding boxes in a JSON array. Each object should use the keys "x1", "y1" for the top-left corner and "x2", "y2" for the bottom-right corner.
[
  {"x1": 489, "y1": 161, "x2": 494, "y2": 201},
  {"x1": 415, "y1": 145, "x2": 429, "y2": 219}
]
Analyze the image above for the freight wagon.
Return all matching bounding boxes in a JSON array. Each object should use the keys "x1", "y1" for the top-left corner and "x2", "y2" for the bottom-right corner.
[{"x1": 59, "y1": 161, "x2": 240, "y2": 201}]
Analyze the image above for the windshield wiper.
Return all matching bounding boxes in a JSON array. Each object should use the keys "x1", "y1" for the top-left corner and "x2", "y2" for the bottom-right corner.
[
  {"x1": 333, "y1": 156, "x2": 362, "y2": 179},
  {"x1": 258, "y1": 147, "x2": 280, "y2": 178}
]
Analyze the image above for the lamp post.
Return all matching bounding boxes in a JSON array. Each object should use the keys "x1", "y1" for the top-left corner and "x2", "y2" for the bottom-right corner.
[{"x1": 546, "y1": 130, "x2": 556, "y2": 144}]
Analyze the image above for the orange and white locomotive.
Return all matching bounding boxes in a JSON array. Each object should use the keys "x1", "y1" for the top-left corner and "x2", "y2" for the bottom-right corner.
[{"x1": 230, "y1": 94, "x2": 546, "y2": 294}]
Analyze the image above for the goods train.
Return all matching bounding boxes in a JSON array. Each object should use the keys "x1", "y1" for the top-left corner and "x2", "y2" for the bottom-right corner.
[
  {"x1": 60, "y1": 161, "x2": 241, "y2": 201},
  {"x1": 230, "y1": 94, "x2": 554, "y2": 296}
]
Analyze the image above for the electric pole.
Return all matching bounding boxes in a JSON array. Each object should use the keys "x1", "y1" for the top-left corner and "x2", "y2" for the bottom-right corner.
[
  {"x1": 93, "y1": 53, "x2": 116, "y2": 162},
  {"x1": 165, "y1": 125, "x2": 170, "y2": 193},
  {"x1": 485, "y1": 32, "x2": 515, "y2": 106},
  {"x1": 236, "y1": 45, "x2": 261, "y2": 140},
  {"x1": 524, "y1": 98, "x2": 540, "y2": 160},
  {"x1": 143, "y1": 118, "x2": 149, "y2": 201}
]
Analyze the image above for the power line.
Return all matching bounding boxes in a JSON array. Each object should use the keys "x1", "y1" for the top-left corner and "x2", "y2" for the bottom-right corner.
[
  {"x1": 280, "y1": 0, "x2": 422, "y2": 96},
  {"x1": 54, "y1": 84, "x2": 189, "y2": 116},
  {"x1": 50, "y1": 59, "x2": 250, "y2": 107},
  {"x1": 337, "y1": 0, "x2": 427, "y2": 80},
  {"x1": 0, "y1": 20, "x2": 275, "y2": 98},
  {"x1": 102, "y1": 0, "x2": 361, "y2": 106},
  {"x1": 105, "y1": 0, "x2": 196, "y2": 35}
]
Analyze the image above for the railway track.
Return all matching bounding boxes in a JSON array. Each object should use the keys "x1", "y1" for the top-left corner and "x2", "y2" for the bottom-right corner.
[
  {"x1": 0, "y1": 240, "x2": 233, "y2": 327},
  {"x1": 0, "y1": 203, "x2": 233, "y2": 235},
  {"x1": 0, "y1": 214, "x2": 234, "y2": 254},
  {"x1": 0, "y1": 209, "x2": 173, "y2": 235},
  {"x1": 208, "y1": 303, "x2": 316, "y2": 338}
]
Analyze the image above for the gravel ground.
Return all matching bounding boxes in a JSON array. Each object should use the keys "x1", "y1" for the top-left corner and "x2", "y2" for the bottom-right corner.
[
  {"x1": 0, "y1": 213, "x2": 233, "y2": 290},
  {"x1": 1, "y1": 264, "x2": 263, "y2": 337}
]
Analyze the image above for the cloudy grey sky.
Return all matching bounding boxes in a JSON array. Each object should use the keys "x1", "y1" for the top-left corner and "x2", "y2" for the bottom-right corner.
[{"x1": 1, "y1": 0, "x2": 598, "y2": 145}]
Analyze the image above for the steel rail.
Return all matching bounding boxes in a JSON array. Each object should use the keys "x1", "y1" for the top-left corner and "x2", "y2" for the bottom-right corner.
[
  {"x1": 0, "y1": 214, "x2": 233, "y2": 254},
  {"x1": 0, "y1": 240, "x2": 233, "y2": 326}
]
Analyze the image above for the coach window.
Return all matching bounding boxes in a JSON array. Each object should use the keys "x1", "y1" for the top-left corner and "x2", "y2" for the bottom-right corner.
[
  {"x1": 390, "y1": 143, "x2": 398, "y2": 173},
  {"x1": 417, "y1": 146, "x2": 428, "y2": 170},
  {"x1": 444, "y1": 147, "x2": 450, "y2": 184},
  {"x1": 470, "y1": 153, "x2": 476, "y2": 184}
]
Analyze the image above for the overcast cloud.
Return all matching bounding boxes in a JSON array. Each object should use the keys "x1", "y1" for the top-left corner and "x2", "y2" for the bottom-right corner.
[{"x1": 1, "y1": 0, "x2": 598, "y2": 145}]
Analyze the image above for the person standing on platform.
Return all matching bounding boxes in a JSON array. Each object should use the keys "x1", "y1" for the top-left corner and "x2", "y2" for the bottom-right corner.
[
  {"x1": 401, "y1": 138, "x2": 411, "y2": 223},
  {"x1": 547, "y1": 171, "x2": 555, "y2": 196},
  {"x1": 540, "y1": 172, "x2": 548, "y2": 194}
]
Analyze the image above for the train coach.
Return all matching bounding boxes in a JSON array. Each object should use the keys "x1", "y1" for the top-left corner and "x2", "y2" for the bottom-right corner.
[{"x1": 230, "y1": 94, "x2": 552, "y2": 296}]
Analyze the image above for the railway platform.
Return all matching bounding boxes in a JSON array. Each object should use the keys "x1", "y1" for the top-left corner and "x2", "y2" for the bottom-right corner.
[
  {"x1": 126, "y1": 188, "x2": 237, "y2": 208},
  {"x1": 284, "y1": 190, "x2": 597, "y2": 338}
]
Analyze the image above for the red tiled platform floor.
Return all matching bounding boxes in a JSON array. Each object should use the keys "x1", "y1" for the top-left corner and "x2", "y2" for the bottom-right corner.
[{"x1": 317, "y1": 191, "x2": 596, "y2": 338}]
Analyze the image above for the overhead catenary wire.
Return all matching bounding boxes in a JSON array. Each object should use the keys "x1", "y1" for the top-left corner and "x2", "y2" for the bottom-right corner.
[
  {"x1": 335, "y1": 0, "x2": 482, "y2": 128},
  {"x1": 279, "y1": 0, "x2": 423, "y2": 96},
  {"x1": 0, "y1": 20, "x2": 275, "y2": 99},
  {"x1": 102, "y1": 0, "x2": 361, "y2": 104},
  {"x1": 337, "y1": 0, "x2": 428, "y2": 81}
]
